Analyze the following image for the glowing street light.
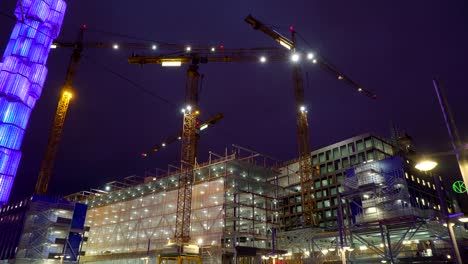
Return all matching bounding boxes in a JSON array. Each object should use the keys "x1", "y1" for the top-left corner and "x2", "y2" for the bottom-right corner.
[
  {"x1": 415, "y1": 160, "x2": 438, "y2": 171},
  {"x1": 415, "y1": 159, "x2": 461, "y2": 264},
  {"x1": 259, "y1": 56, "x2": 267, "y2": 63},
  {"x1": 307, "y1": 52, "x2": 314, "y2": 60}
]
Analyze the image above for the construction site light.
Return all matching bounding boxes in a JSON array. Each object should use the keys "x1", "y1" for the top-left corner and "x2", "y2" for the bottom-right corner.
[
  {"x1": 199, "y1": 124, "x2": 208, "y2": 131},
  {"x1": 211, "y1": 47, "x2": 216, "y2": 52},
  {"x1": 312, "y1": 59, "x2": 317, "y2": 64},
  {"x1": 279, "y1": 39, "x2": 293, "y2": 50},
  {"x1": 151, "y1": 45, "x2": 157, "y2": 50},
  {"x1": 50, "y1": 44, "x2": 57, "y2": 49},
  {"x1": 259, "y1": 56, "x2": 267, "y2": 63},
  {"x1": 63, "y1": 90, "x2": 73, "y2": 99},
  {"x1": 162, "y1": 61, "x2": 182, "y2": 67},
  {"x1": 307, "y1": 52, "x2": 314, "y2": 59},
  {"x1": 186, "y1": 46, "x2": 191, "y2": 52},
  {"x1": 113, "y1": 44, "x2": 119, "y2": 50},
  {"x1": 291, "y1": 53, "x2": 300, "y2": 62},
  {"x1": 458, "y1": 217, "x2": 468, "y2": 222},
  {"x1": 328, "y1": 248, "x2": 336, "y2": 252},
  {"x1": 359, "y1": 245, "x2": 368, "y2": 250}
]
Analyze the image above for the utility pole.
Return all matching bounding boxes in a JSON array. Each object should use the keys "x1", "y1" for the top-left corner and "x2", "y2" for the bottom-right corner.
[{"x1": 432, "y1": 78, "x2": 468, "y2": 196}]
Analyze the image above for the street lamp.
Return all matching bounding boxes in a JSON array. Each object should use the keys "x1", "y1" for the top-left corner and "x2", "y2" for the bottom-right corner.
[{"x1": 415, "y1": 160, "x2": 462, "y2": 264}]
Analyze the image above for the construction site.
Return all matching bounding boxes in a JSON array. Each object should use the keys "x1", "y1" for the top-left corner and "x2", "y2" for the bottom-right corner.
[
  {"x1": 0, "y1": 0, "x2": 467, "y2": 264},
  {"x1": 59, "y1": 134, "x2": 465, "y2": 264}
]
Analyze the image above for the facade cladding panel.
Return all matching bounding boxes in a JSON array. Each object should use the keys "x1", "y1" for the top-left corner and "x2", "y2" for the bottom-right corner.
[{"x1": 0, "y1": 0, "x2": 66, "y2": 205}]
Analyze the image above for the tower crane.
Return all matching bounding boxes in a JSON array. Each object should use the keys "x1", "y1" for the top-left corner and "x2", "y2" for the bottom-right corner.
[
  {"x1": 129, "y1": 46, "x2": 287, "y2": 248},
  {"x1": 36, "y1": 27, "x2": 207, "y2": 195},
  {"x1": 34, "y1": 26, "x2": 85, "y2": 195},
  {"x1": 244, "y1": 14, "x2": 376, "y2": 226}
]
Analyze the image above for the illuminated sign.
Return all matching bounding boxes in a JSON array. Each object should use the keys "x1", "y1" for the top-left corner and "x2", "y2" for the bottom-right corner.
[{"x1": 452, "y1": 181, "x2": 466, "y2": 194}]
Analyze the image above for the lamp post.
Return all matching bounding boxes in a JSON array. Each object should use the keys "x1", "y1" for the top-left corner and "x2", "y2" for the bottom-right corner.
[{"x1": 415, "y1": 160, "x2": 462, "y2": 264}]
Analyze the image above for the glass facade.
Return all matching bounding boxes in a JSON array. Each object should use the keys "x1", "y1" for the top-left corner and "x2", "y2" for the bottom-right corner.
[{"x1": 0, "y1": 0, "x2": 67, "y2": 204}]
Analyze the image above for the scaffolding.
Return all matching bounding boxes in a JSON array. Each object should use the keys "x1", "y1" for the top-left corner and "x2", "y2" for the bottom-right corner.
[
  {"x1": 340, "y1": 159, "x2": 458, "y2": 263},
  {"x1": 14, "y1": 196, "x2": 84, "y2": 264},
  {"x1": 70, "y1": 147, "x2": 286, "y2": 264}
]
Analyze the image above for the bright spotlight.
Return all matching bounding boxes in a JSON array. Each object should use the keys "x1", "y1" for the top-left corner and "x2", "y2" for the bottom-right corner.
[
  {"x1": 186, "y1": 46, "x2": 191, "y2": 52},
  {"x1": 415, "y1": 160, "x2": 438, "y2": 171},
  {"x1": 211, "y1": 47, "x2": 216, "y2": 52},
  {"x1": 113, "y1": 44, "x2": 119, "y2": 50},
  {"x1": 291, "y1": 53, "x2": 300, "y2": 62},
  {"x1": 299, "y1": 105, "x2": 306, "y2": 112},
  {"x1": 152, "y1": 45, "x2": 157, "y2": 50},
  {"x1": 307, "y1": 52, "x2": 314, "y2": 59},
  {"x1": 259, "y1": 56, "x2": 267, "y2": 63}
]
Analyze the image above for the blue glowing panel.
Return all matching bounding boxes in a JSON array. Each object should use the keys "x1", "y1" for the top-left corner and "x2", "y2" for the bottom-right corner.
[{"x1": 0, "y1": 0, "x2": 67, "y2": 205}]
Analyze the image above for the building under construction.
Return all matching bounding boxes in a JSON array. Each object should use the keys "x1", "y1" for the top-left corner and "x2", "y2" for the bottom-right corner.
[{"x1": 60, "y1": 134, "x2": 467, "y2": 264}]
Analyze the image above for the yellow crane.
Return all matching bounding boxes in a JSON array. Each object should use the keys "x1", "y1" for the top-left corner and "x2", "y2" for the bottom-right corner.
[
  {"x1": 129, "y1": 46, "x2": 287, "y2": 262},
  {"x1": 244, "y1": 14, "x2": 376, "y2": 226},
  {"x1": 36, "y1": 27, "x2": 198, "y2": 195},
  {"x1": 34, "y1": 26, "x2": 85, "y2": 195}
]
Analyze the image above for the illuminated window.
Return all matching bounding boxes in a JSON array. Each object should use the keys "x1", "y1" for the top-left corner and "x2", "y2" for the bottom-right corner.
[
  {"x1": 422, "y1": 180, "x2": 426, "y2": 186},
  {"x1": 411, "y1": 175, "x2": 415, "y2": 181},
  {"x1": 417, "y1": 178, "x2": 420, "y2": 184},
  {"x1": 405, "y1": 172, "x2": 409, "y2": 179}
]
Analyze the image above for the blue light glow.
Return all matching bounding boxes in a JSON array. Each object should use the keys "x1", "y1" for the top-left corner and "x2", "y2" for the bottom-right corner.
[{"x1": 0, "y1": 0, "x2": 67, "y2": 205}]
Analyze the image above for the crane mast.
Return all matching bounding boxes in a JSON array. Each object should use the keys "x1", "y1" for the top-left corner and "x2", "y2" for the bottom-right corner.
[
  {"x1": 244, "y1": 15, "x2": 376, "y2": 227},
  {"x1": 35, "y1": 27, "x2": 85, "y2": 195},
  {"x1": 175, "y1": 64, "x2": 200, "y2": 244},
  {"x1": 291, "y1": 30, "x2": 318, "y2": 226}
]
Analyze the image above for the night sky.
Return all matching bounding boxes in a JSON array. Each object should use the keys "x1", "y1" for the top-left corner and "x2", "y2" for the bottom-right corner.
[{"x1": 0, "y1": 0, "x2": 467, "y2": 203}]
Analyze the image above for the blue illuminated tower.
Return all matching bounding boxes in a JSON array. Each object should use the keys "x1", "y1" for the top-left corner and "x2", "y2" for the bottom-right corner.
[{"x1": 0, "y1": 0, "x2": 67, "y2": 205}]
